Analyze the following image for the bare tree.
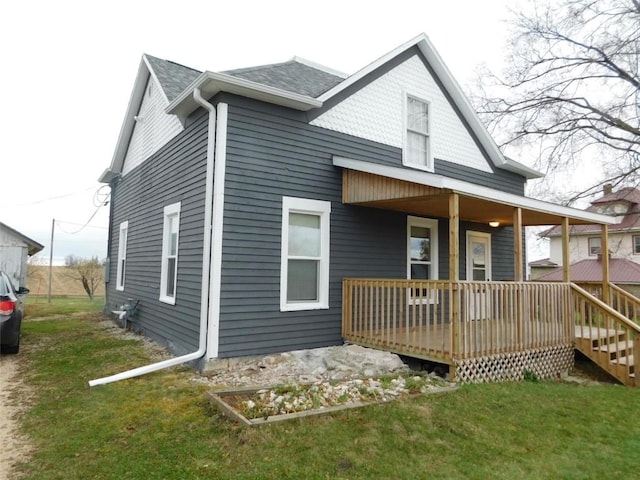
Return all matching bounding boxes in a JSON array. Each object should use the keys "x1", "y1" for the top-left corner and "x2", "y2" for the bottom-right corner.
[
  {"x1": 475, "y1": 0, "x2": 640, "y2": 203},
  {"x1": 64, "y1": 255, "x2": 104, "y2": 300}
]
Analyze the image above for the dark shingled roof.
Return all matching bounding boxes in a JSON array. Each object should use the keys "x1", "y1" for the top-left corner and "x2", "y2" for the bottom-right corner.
[
  {"x1": 145, "y1": 55, "x2": 202, "y2": 102},
  {"x1": 536, "y1": 257, "x2": 640, "y2": 283},
  {"x1": 223, "y1": 60, "x2": 345, "y2": 98}
]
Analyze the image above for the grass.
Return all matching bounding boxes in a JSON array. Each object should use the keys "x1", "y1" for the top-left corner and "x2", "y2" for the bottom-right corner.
[
  {"x1": 24, "y1": 296, "x2": 104, "y2": 318},
  {"x1": 11, "y1": 304, "x2": 640, "y2": 479}
]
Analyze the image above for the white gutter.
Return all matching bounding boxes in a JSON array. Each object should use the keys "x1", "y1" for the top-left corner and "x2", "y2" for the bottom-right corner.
[{"x1": 88, "y1": 88, "x2": 217, "y2": 386}]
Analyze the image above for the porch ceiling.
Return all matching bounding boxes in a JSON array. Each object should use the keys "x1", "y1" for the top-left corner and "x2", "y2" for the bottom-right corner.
[{"x1": 334, "y1": 157, "x2": 616, "y2": 227}]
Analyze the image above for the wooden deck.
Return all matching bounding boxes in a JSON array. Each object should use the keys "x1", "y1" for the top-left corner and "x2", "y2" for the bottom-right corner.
[{"x1": 342, "y1": 279, "x2": 640, "y2": 385}]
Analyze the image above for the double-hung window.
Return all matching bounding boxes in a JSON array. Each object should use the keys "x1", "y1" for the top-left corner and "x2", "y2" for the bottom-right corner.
[
  {"x1": 280, "y1": 197, "x2": 331, "y2": 311},
  {"x1": 116, "y1": 221, "x2": 128, "y2": 291},
  {"x1": 633, "y1": 235, "x2": 640, "y2": 255},
  {"x1": 407, "y1": 216, "x2": 438, "y2": 302},
  {"x1": 404, "y1": 94, "x2": 432, "y2": 171},
  {"x1": 160, "y1": 202, "x2": 180, "y2": 304},
  {"x1": 588, "y1": 237, "x2": 601, "y2": 256}
]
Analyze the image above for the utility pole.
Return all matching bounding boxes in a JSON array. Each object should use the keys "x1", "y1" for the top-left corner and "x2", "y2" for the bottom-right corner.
[{"x1": 48, "y1": 218, "x2": 54, "y2": 303}]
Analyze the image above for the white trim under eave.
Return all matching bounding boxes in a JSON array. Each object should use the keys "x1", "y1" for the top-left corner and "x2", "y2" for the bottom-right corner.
[
  {"x1": 333, "y1": 156, "x2": 617, "y2": 226},
  {"x1": 166, "y1": 71, "x2": 322, "y2": 120}
]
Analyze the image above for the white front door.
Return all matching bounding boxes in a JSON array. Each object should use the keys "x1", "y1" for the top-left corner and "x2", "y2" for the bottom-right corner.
[
  {"x1": 467, "y1": 231, "x2": 491, "y2": 281},
  {"x1": 466, "y1": 231, "x2": 492, "y2": 320}
]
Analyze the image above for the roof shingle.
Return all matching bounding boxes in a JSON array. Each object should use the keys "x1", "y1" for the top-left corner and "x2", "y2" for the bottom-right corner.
[
  {"x1": 145, "y1": 55, "x2": 202, "y2": 102},
  {"x1": 223, "y1": 60, "x2": 344, "y2": 98}
]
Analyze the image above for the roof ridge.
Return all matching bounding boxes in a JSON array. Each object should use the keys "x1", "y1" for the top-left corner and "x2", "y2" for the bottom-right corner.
[{"x1": 290, "y1": 56, "x2": 348, "y2": 78}]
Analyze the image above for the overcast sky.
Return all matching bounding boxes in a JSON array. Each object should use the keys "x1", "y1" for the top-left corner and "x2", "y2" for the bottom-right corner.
[{"x1": 2, "y1": 0, "x2": 519, "y2": 265}]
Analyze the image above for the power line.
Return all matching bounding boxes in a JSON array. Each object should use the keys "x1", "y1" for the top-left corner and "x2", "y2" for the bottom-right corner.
[
  {"x1": 55, "y1": 220, "x2": 108, "y2": 231},
  {"x1": 55, "y1": 189, "x2": 111, "y2": 235},
  {"x1": 16, "y1": 186, "x2": 97, "y2": 207}
]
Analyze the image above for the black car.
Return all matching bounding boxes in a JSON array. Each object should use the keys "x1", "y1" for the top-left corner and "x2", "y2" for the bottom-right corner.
[{"x1": 0, "y1": 271, "x2": 29, "y2": 354}]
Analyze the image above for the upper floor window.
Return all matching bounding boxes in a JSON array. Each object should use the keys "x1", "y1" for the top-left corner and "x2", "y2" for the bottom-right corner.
[
  {"x1": 116, "y1": 221, "x2": 128, "y2": 291},
  {"x1": 280, "y1": 197, "x2": 331, "y2": 312},
  {"x1": 160, "y1": 202, "x2": 180, "y2": 304},
  {"x1": 588, "y1": 237, "x2": 601, "y2": 256},
  {"x1": 403, "y1": 94, "x2": 432, "y2": 171},
  {"x1": 634, "y1": 235, "x2": 640, "y2": 254}
]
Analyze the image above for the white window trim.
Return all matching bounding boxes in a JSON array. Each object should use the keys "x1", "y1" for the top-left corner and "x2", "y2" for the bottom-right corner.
[
  {"x1": 280, "y1": 196, "x2": 331, "y2": 312},
  {"x1": 116, "y1": 221, "x2": 128, "y2": 291},
  {"x1": 407, "y1": 216, "x2": 438, "y2": 304},
  {"x1": 588, "y1": 237, "x2": 601, "y2": 256},
  {"x1": 633, "y1": 235, "x2": 640, "y2": 255},
  {"x1": 160, "y1": 202, "x2": 181, "y2": 305},
  {"x1": 402, "y1": 91, "x2": 433, "y2": 172}
]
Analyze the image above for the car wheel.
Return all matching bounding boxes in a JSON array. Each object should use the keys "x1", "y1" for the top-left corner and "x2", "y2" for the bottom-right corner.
[{"x1": 0, "y1": 342, "x2": 19, "y2": 354}]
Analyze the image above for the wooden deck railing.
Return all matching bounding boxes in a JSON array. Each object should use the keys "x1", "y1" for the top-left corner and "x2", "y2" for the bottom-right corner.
[
  {"x1": 342, "y1": 279, "x2": 574, "y2": 363},
  {"x1": 575, "y1": 282, "x2": 640, "y2": 324},
  {"x1": 571, "y1": 283, "x2": 639, "y2": 386},
  {"x1": 342, "y1": 279, "x2": 452, "y2": 362}
]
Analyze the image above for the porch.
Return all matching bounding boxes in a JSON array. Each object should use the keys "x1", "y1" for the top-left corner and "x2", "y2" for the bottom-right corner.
[
  {"x1": 342, "y1": 279, "x2": 640, "y2": 386},
  {"x1": 333, "y1": 157, "x2": 639, "y2": 385}
]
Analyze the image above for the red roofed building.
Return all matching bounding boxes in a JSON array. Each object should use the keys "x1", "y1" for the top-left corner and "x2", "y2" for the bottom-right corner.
[{"x1": 530, "y1": 185, "x2": 640, "y2": 291}]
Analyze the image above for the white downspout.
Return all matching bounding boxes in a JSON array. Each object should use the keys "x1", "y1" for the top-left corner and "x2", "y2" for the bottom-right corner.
[
  {"x1": 206, "y1": 102, "x2": 227, "y2": 359},
  {"x1": 88, "y1": 88, "x2": 217, "y2": 387}
]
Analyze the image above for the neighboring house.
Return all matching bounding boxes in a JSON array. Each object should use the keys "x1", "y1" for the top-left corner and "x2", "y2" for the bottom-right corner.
[
  {"x1": 535, "y1": 257, "x2": 640, "y2": 298},
  {"x1": 530, "y1": 185, "x2": 640, "y2": 280},
  {"x1": 0, "y1": 222, "x2": 44, "y2": 288},
  {"x1": 97, "y1": 34, "x2": 616, "y2": 382}
]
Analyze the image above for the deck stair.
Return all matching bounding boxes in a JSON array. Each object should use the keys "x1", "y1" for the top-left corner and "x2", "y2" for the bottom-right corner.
[{"x1": 574, "y1": 326, "x2": 636, "y2": 385}]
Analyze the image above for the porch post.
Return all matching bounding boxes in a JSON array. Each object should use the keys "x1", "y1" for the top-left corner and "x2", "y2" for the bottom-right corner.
[
  {"x1": 561, "y1": 217, "x2": 570, "y2": 282},
  {"x1": 449, "y1": 193, "x2": 459, "y2": 281},
  {"x1": 513, "y1": 207, "x2": 523, "y2": 282},
  {"x1": 601, "y1": 224, "x2": 610, "y2": 304},
  {"x1": 449, "y1": 193, "x2": 460, "y2": 380}
]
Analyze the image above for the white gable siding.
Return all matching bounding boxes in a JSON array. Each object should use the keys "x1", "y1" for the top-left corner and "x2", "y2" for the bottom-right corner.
[
  {"x1": 311, "y1": 55, "x2": 492, "y2": 173},
  {"x1": 122, "y1": 79, "x2": 184, "y2": 175}
]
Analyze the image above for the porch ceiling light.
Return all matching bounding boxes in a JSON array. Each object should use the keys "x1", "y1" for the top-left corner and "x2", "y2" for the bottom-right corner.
[{"x1": 489, "y1": 221, "x2": 500, "y2": 228}]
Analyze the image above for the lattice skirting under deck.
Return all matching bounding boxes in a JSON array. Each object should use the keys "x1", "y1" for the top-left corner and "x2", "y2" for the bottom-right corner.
[{"x1": 453, "y1": 344, "x2": 575, "y2": 384}]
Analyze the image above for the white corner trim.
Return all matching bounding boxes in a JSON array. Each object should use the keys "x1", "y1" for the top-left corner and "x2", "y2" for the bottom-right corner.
[{"x1": 207, "y1": 102, "x2": 228, "y2": 359}]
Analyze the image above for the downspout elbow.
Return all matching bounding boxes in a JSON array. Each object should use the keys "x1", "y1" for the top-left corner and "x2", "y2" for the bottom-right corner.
[{"x1": 88, "y1": 88, "x2": 217, "y2": 387}]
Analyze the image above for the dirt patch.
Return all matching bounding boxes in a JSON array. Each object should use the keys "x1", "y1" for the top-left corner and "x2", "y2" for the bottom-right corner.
[{"x1": 0, "y1": 354, "x2": 32, "y2": 480}]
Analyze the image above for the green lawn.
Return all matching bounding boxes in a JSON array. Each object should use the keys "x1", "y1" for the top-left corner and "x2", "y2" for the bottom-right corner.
[
  {"x1": 25, "y1": 296, "x2": 104, "y2": 318},
  {"x1": 12, "y1": 307, "x2": 640, "y2": 479}
]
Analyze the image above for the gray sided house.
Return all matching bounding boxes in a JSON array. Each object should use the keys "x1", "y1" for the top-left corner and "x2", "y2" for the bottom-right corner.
[{"x1": 99, "y1": 34, "x2": 619, "y2": 382}]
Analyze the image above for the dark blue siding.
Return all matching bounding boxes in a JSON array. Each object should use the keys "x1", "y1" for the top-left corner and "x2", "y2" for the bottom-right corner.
[
  {"x1": 104, "y1": 113, "x2": 208, "y2": 355},
  {"x1": 105, "y1": 93, "x2": 524, "y2": 359},
  {"x1": 218, "y1": 97, "x2": 520, "y2": 357}
]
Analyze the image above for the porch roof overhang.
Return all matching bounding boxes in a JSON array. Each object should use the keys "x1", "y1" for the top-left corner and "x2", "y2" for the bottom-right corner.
[{"x1": 333, "y1": 157, "x2": 616, "y2": 227}]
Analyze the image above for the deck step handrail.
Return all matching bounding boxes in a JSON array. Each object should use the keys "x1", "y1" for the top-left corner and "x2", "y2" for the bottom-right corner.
[
  {"x1": 574, "y1": 282, "x2": 640, "y2": 324},
  {"x1": 570, "y1": 283, "x2": 639, "y2": 386},
  {"x1": 608, "y1": 282, "x2": 640, "y2": 323}
]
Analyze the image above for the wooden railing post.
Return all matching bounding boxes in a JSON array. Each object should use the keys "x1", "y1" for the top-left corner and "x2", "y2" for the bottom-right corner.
[
  {"x1": 602, "y1": 224, "x2": 610, "y2": 305},
  {"x1": 634, "y1": 333, "x2": 640, "y2": 388}
]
